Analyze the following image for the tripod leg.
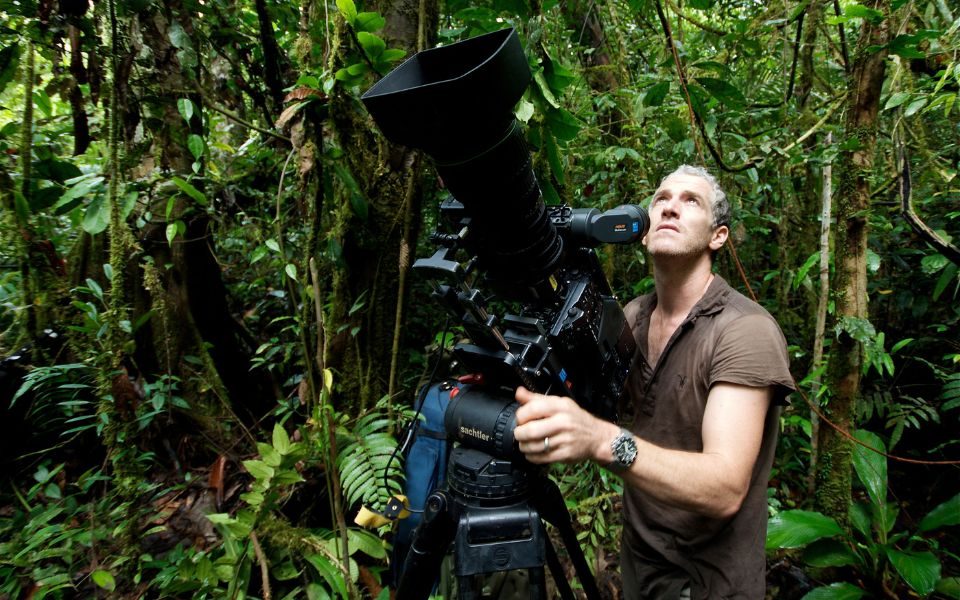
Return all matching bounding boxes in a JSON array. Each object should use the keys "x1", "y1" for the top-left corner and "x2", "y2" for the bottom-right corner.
[
  {"x1": 534, "y1": 477, "x2": 603, "y2": 600},
  {"x1": 544, "y1": 535, "x2": 576, "y2": 600},
  {"x1": 397, "y1": 490, "x2": 458, "y2": 600}
]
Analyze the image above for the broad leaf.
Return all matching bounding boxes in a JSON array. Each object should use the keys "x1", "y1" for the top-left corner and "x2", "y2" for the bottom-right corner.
[
  {"x1": 91, "y1": 570, "x2": 116, "y2": 592},
  {"x1": 545, "y1": 108, "x2": 580, "y2": 142},
  {"x1": 852, "y1": 429, "x2": 887, "y2": 510},
  {"x1": 305, "y1": 553, "x2": 347, "y2": 598},
  {"x1": 802, "y1": 539, "x2": 859, "y2": 568},
  {"x1": 177, "y1": 98, "x2": 195, "y2": 123},
  {"x1": 243, "y1": 459, "x2": 275, "y2": 481},
  {"x1": 172, "y1": 176, "x2": 208, "y2": 206},
  {"x1": 273, "y1": 423, "x2": 291, "y2": 455},
  {"x1": 187, "y1": 134, "x2": 205, "y2": 160},
  {"x1": 886, "y1": 548, "x2": 940, "y2": 596},
  {"x1": 766, "y1": 510, "x2": 843, "y2": 550},
  {"x1": 357, "y1": 32, "x2": 385, "y2": 60},
  {"x1": 336, "y1": 0, "x2": 357, "y2": 22},
  {"x1": 355, "y1": 12, "x2": 385, "y2": 32},
  {"x1": 918, "y1": 492, "x2": 960, "y2": 532},
  {"x1": 82, "y1": 195, "x2": 110, "y2": 234},
  {"x1": 801, "y1": 582, "x2": 865, "y2": 599},
  {"x1": 695, "y1": 77, "x2": 746, "y2": 109},
  {"x1": 644, "y1": 81, "x2": 670, "y2": 107},
  {"x1": 935, "y1": 577, "x2": 960, "y2": 599}
]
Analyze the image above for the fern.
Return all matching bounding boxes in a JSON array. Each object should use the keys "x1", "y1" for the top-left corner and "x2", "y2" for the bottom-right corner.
[
  {"x1": 335, "y1": 406, "x2": 404, "y2": 512},
  {"x1": 941, "y1": 372, "x2": 960, "y2": 413}
]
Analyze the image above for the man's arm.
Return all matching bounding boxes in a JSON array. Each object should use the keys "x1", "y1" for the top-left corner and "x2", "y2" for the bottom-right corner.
[{"x1": 513, "y1": 382, "x2": 772, "y2": 519}]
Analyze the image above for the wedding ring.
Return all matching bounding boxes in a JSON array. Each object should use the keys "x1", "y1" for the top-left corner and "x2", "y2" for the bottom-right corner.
[{"x1": 543, "y1": 436, "x2": 550, "y2": 452}]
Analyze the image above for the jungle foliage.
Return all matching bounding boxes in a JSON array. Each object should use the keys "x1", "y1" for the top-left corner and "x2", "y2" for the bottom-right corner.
[{"x1": 0, "y1": 0, "x2": 958, "y2": 597}]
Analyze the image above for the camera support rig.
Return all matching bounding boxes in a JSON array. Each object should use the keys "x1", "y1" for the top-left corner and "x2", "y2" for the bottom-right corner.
[
  {"x1": 360, "y1": 27, "x2": 649, "y2": 598},
  {"x1": 391, "y1": 200, "x2": 647, "y2": 599}
]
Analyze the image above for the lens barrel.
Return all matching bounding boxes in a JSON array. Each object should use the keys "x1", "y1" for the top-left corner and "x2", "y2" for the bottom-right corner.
[{"x1": 361, "y1": 28, "x2": 564, "y2": 288}]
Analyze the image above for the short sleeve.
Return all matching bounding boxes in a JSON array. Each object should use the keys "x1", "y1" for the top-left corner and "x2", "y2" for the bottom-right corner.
[{"x1": 709, "y1": 313, "x2": 795, "y2": 404}]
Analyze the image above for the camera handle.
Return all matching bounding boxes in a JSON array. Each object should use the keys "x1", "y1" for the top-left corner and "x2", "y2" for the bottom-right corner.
[{"x1": 396, "y1": 447, "x2": 601, "y2": 600}]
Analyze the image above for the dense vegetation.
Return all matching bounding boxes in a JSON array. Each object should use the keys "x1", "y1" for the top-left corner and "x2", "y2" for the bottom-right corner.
[{"x1": 0, "y1": 0, "x2": 958, "y2": 598}]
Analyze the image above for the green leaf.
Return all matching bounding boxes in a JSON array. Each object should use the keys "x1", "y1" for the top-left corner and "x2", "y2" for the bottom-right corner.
[
  {"x1": 886, "y1": 548, "x2": 940, "y2": 596},
  {"x1": 243, "y1": 459, "x2": 275, "y2": 481},
  {"x1": 285, "y1": 263, "x2": 298, "y2": 280},
  {"x1": 801, "y1": 582, "x2": 865, "y2": 600},
  {"x1": 802, "y1": 539, "x2": 859, "y2": 568},
  {"x1": 852, "y1": 429, "x2": 887, "y2": 510},
  {"x1": 766, "y1": 510, "x2": 843, "y2": 550},
  {"x1": 534, "y1": 70, "x2": 560, "y2": 109},
  {"x1": 849, "y1": 502, "x2": 871, "y2": 539},
  {"x1": 336, "y1": 0, "x2": 358, "y2": 23},
  {"x1": 888, "y1": 34, "x2": 926, "y2": 59},
  {"x1": 187, "y1": 134, "x2": 205, "y2": 160},
  {"x1": 82, "y1": 195, "x2": 111, "y2": 234},
  {"x1": 273, "y1": 423, "x2": 291, "y2": 455},
  {"x1": 936, "y1": 577, "x2": 960, "y2": 599},
  {"x1": 884, "y1": 91, "x2": 911, "y2": 110},
  {"x1": 643, "y1": 81, "x2": 670, "y2": 107},
  {"x1": 347, "y1": 529, "x2": 387, "y2": 559},
  {"x1": 918, "y1": 492, "x2": 960, "y2": 532},
  {"x1": 305, "y1": 553, "x2": 347, "y2": 598},
  {"x1": 91, "y1": 569, "x2": 116, "y2": 592},
  {"x1": 177, "y1": 98, "x2": 195, "y2": 123},
  {"x1": 904, "y1": 98, "x2": 926, "y2": 117},
  {"x1": 844, "y1": 4, "x2": 885, "y2": 23},
  {"x1": 354, "y1": 11, "x2": 385, "y2": 32},
  {"x1": 695, "y1": 77, "x2": 746, "y2": 109},
  {"x1": 357, "y1": 32, "x2": 386, "y2": 60},
  {"x1": 545, "y1": 108, "x2": 580, "y2": 142},
  {"x1": 54, "y1": 175, "x2": 105, "y2": 213},
  {"x1": 266, "y1": 238, "x2": 281, "y2": 253},
  {"x1": 172, "y1": 176, "x2": 208, "y2": 206}
]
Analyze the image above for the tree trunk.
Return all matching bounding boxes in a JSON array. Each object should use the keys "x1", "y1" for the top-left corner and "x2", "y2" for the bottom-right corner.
[
  {"x1": 814, "y1": 3, "x2": 888, "y2": 522},
  {"x1": 324, "y1": 0, "x2": 437, "y2": 413},
  {"x1": 123, "y1": 2, "x2": 275, "y2": 421}
]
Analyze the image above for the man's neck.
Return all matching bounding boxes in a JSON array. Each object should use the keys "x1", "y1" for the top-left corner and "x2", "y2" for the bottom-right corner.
[{"x1": 652, "y1": 255, "x2": 715, "y2": 319}]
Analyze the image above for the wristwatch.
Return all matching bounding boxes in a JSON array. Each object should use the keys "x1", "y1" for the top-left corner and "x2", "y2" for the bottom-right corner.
[{"x1": 608, "y1": 428, "x2": 638, "y2": 472}]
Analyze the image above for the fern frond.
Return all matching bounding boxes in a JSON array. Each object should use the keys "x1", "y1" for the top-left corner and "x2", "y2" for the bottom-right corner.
[{"x1": 336, "y1": 407, "x2": 404, "y2": 511}]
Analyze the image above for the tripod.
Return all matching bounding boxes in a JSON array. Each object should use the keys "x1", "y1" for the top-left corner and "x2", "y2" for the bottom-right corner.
[{"x1": 397, "y1": 446, "x2": 602, "y2": 600}]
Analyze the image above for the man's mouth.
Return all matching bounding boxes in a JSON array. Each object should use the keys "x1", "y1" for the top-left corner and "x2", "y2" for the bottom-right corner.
[{"x1": 656, "y1": 223, "x2": 680, "y2": 232}]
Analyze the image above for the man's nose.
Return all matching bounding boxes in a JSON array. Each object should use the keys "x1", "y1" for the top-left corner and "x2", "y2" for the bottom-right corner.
[{"x1": 660, "y1": 196, "x2": 681, "y2": 217}]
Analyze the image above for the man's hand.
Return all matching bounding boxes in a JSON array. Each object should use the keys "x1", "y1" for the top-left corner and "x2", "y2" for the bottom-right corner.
[{"x1": 512, "y1": 386, "x2": 620, "y2": 464}]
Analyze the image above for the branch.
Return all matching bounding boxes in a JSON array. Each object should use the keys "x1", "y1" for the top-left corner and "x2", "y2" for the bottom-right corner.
[
  {"x1": 191, "y1": 83, "x2": 291, "y2": 142},
  {"x1": 777, "y1": 93, "x2": 845, "y2": 155},
  {"x1": 665, "y1": 0, "x2": 728, "y2": 36},
  {"x1": 898, "y1": 144, "x2": 960, "y2": 266},
  {"x1": 250, "y1": 531, "x2": 272, "y2": 600},
  {"x1": 833, "y1": 0, "x2": 851, "y2": 73}
]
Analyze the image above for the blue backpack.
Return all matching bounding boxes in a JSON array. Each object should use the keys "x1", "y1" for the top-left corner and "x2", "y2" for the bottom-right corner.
[{"x1": 392, "y1": 379, "x2": 457, "y2": 579}]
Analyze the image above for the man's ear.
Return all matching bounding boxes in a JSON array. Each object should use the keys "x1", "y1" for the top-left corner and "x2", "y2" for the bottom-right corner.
[{"x1": 709, "y1": 225, "x2": 729, "y2": 252}]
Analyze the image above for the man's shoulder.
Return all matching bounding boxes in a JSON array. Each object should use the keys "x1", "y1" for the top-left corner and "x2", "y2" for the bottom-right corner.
[{"x1": 714, "y1": 280, "x2": 780, "y2": 324}]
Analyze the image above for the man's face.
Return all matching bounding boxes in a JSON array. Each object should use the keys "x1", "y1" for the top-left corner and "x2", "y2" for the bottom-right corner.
[{"x1": 644, "y1": 173, "x2": 726, "y2": 259}]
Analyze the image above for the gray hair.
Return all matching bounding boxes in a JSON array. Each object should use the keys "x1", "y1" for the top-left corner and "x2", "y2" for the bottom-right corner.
[{"x1": 659, "y1": 165, "x2": 731, "y2": 228}]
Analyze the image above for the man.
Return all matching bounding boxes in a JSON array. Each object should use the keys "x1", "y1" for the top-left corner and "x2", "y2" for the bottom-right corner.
[{"x1": 513, "y1": 165, "x2": 794, "y2": 599}]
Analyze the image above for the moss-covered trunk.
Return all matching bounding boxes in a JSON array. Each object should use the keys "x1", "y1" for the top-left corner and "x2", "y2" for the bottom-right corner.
[
  {"x1": 814, "y1": 2, "x2": 887, "y2": 523},
  {"x1": 324, "y1": 0, "x2": 438, "y2": 414}
]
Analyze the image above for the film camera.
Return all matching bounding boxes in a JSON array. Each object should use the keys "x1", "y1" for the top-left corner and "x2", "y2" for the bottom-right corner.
[{"x1": 362, "y1": 28, "x2": 648, "y2": 599}]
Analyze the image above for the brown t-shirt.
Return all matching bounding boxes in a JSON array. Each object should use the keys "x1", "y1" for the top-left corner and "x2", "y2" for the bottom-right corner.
[{"x1": 619, "y1": 276, "x2": 794, "y2": 600}]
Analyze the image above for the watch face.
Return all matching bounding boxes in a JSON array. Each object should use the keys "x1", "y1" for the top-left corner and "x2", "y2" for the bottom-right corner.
[{"x1": 612, "y1": 430, "x2": 637, "y2": 469}]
